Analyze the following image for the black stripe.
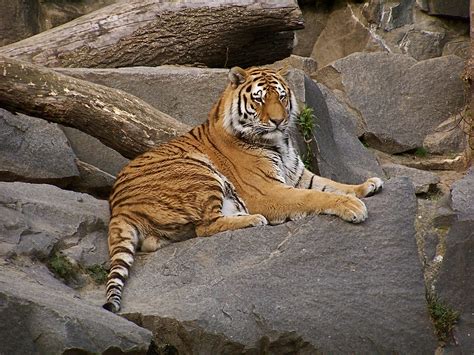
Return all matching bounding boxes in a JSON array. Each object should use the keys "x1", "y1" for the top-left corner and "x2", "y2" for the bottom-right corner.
[
  {"x1": 295, "y1": 169, "x2": 304, "y2": 187},
  {"x1": 308, "y1": 175, "x2": 315, "y2": 190}
]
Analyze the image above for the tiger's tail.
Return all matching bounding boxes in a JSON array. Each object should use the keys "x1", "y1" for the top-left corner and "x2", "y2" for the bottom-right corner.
[{"x1": 103, "y1": 215, "x2": 139, "y2": 313}]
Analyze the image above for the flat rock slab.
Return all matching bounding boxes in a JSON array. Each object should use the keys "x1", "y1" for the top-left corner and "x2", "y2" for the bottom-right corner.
[
  {"x1": 315, "y1": 53, "x2": 465, "y2": 154},
  {"x1": 382, "y1": 162, "x2": 440, "y2": 194},
  {"x1": 304, "y1": 78, "x2": 384, "y2": 184},
  {"x1": 436, "y1": 220, "x2": 474, "y2": 353},
  {"x1": 0, "y1": 264, "x2": 151, "y2": 354},
  {"x1": 0, "y1": 108, "x2": 79, "y2": 184},
  {"x1": 122, "y1": 178, "x2": 437, "y2": 353},
  {"x1": 0, "y1": 181, "x2": 109, "y2": 266},
  {"x1": 451, "y1": 167, "x2": 474, "y2": 221}
]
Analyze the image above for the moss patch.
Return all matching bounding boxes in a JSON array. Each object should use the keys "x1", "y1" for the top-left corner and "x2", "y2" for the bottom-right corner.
[{"x1": 427, "y1": 293, "x2": 460, "y2": 343}]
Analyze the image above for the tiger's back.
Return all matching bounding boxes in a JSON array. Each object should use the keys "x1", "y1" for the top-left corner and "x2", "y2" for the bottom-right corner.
[{"x1": 104, "y1": 67, "x2": 383, "y2": 312}]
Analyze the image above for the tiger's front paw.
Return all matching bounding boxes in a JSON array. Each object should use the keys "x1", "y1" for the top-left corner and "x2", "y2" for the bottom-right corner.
[
  {"x1": 356, "y1": 177, "x2": 384, "y2": 198},
  {"x1": 332, "y1": 195, "x2": 368, "y2": 223},
  {"x1": 249, "y1": 214, "x2": 268, "y2": 227}
]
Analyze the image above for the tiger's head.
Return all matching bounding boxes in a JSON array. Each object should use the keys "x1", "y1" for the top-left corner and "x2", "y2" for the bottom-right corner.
[{"x1": 221, "y1": 66, "x2": 298, "y2": 145}]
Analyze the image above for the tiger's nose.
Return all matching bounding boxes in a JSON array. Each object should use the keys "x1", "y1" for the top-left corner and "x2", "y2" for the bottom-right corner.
[{"x1": 269, "y1": 117, "x2": 284, "y2": 127}]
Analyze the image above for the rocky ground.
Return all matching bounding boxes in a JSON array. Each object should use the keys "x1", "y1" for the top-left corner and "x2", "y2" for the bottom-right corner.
[{"x1": 0, "y1": 0, "x2": 472, "y2": 354}]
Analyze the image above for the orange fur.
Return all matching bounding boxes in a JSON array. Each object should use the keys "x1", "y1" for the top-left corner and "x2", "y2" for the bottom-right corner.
[{"x1": 103, "y1": 67, "x2": 383, "y2": 312}]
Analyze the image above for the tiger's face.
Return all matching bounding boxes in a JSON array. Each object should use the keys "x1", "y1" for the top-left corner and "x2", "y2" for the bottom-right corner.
[{"x1": 223, "y1": 67, "x2": 298, "y2": 144}]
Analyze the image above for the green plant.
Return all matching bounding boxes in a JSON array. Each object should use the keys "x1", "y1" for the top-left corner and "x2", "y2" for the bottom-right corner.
[
  {"x1": 414, "y1": 147, "x2": 428, "y2": 158},
  {"x1": 86, "y1": 264, "x2": 108, "y2": 285},
  {"x1": 427, "y1": 293, "x2": 460, "y2": 343},
  {"x1": 48, "y1": 252, "x2": 78, "y2": 283},
  {"x1": 297, "y1": 106, "x2": 316, "y2": 170}
]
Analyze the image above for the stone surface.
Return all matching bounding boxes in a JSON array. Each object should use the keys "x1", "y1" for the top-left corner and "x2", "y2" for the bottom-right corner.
[
  {"x1": 303, "y1": 78, "x2": 384, "y2": 184},
  {"x1": 315, "y1": 53, "x2": 466, "y2": 154},
  {"x1": 292, "y1": 3, "x2": 331, "y2": 57},
  {"x1": 382, "y1": 163, "x2": 440, "y2": 194},
  {"x1": 0, "y1": 108, "x2": 79, "y2": 185},
  {"x1": 310, "y1": 4, "x2": 376, "y2": 68},
  {"x1": 423, "y1": 114, "x2": 466, "y2": 155},
  {"x1": 436, "y1": 221, "x2": 474, "y2": 353},
  {"x1": 61, "y1": 126, "x2": 129, "y2": 176},
  {"x1": 271, "y1": 55, "x2": 318, "y2": 76},
  {"x1": 450, "y1": 167, "x2": 474, "y2": 221},
  {"x1": 58, "y1": 66, "x2": 229, "y2": 127},
  {"x1": 416, "y1": 0, "x2": 469, "y2": 18},
  {"x1": 0, "y1": 264, "x2": 152, "y2": 354},
  {"x1": 121, "y1": 178, "x2": 437, "y2": 353},
  {"x1": 0, "y1": 0, "x2": 40, "y2": 46},
  {"x1": 364, "y1": 0, "x2": 415, "y2": 31},
  {"x1": 72, "y1": 160, "x2": 116, "y2": 199},
  {"x1": 0, "y1": 181, "x2": 109, "y2": 266}
]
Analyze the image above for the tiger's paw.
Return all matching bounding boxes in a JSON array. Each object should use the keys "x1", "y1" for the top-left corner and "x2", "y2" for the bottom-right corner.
[
  {"x1": 249, "y1": 214, "x2": 268, "y2": 227},
  {"x1": 332, "y1": 195, "x2": 368, "y2": 223},
  {"x1": 357, "y1": 177, "x2": 384, "y2": 198}
]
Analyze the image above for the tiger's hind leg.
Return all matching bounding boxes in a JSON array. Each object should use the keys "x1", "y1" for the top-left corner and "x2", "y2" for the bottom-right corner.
[{"x1": 195, "y1": 214, "x2": 268, "y2": 237}]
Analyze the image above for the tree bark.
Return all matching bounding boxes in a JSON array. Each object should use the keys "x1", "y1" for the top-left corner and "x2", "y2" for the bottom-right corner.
[
  {"x1": 0, "y1": 0, "x2": 304, "y2": 69},
  {"x1": 0, "y1": 57, "x2": 190, "y2": 159}
]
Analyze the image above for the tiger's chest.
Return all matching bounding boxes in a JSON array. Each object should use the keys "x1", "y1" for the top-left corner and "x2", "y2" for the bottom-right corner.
[{"x1": 262, "y1": 141, "x2": 304, "y2": 187}]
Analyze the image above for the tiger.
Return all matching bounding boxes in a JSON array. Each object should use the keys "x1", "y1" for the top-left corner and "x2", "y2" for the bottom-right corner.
[{"x1": 103, "y1": 66, "x2": 383, "y2": 313}]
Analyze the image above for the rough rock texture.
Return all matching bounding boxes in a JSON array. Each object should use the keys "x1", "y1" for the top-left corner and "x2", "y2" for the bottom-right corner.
[
  {"x1": 61, "y1": 126, "x2": 129, "y2": 176},
  {"x1": 315, "y1": 53, "x2": 466, "y2": 154},
  {"x1": 436, "y1": 221, "x2": 474, "y2": 353},
  {"x1": 0, "y1": 264, "x2": 152, "y2": 354},
  {"x1": 0, "y1": 0, "x2": 40, "y2": 46},
  {"x1": 0, "y1": 181, "x2": 109, "y2": 266},
  {"x1": 450, "y1": 167, "x2": 474, "y2": 221},
  {"x1": 423, "y1": 115, "x2": 466, "y2": 154},
  {"x1": 310, "y1": 4, "x2": 378, "y2": 68},
  {"x1": 292, "y1": 3, "x2": 330, "y2": 57},
  {"x1": 58, "y1": 66, "x2": 229, "y2": 127},
  {"x1": 382, "y1": 163, "x2": 440, "y2": 194},
  {"x1": 0, "y1": 108, "x2": 79, "y2": 185},
  {"x1": 121, "y1": 178, "x2": 436, "y2": 353},
  {"x1": 72, "y1": 160, "x2": 117, "y2": 198},
  {"x1": 416, "y1": 0, "x2": 470, "y2": 18},
  {"x1": 304, "y1": 78, "x2": 384, "y2": 183}
]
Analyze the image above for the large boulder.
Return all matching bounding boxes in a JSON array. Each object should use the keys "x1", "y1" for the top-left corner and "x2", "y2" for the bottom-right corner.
[
  {"x1": 0, "y1": 264, "x2": 152, "y2": 354},
  {"x1": 382, "y1": 163, "x2": 440, "y2": 194},
  {"x1": 436, "y1": 221, "x2": 474, "y2": 353},
  {"x1": 303, "y1": 78, "x2": 384, "y2": 183},
  {"x1": 121, "y1": 178, "x2": 437, "y2": 353},
  {"x1": 315, "y1": 53, "x2": 466, "y2": 154},
  {"x1": 0, "y1": 181, "x2": 109, "y2": 266},
  {"x1": 416, "y1": 0, "x2": 469, "y2": 18},
  {"x1": 450, "y1": 167, "x2": 474, "y2": 221},
  {"x1": 0, "y1": 0, "x2": 40, "y2": 46},
  {"x1": 0, "y1": 108, "x2": 79, "y2": 185}
]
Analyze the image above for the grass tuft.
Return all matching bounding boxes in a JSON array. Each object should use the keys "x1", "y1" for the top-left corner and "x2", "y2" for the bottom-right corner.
[
  {"x1": 297, "y1": 106, "x2": 316, "y2": 170},
  {"x1": 48, "y1": 252, "x2": 78, "y2": 283},
  {"x1": 86, "y1": 264, "x2": 108, "y2": 285},
  {"x1": 427, "y1": 293, "x2": 460, "y2": 343}
]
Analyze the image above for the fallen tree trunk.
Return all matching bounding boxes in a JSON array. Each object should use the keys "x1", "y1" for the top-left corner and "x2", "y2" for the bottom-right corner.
[
  {"x1": 0, "y1": 57, "x2": 190, "y2": 159},
  {"x1": 0, "y1": 0, "x2": 304, "y2": 68}
]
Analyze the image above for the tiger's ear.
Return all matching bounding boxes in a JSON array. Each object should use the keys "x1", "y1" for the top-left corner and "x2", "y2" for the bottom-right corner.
[{"x1": 229, "y1": 67, "x2": 247, "y2": 88}]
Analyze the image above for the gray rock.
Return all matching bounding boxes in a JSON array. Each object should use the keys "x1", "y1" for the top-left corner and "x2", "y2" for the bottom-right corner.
[
  {"x1": 310, "y1": 4, "x2": 375, "y2": 68},
  {"x1": 442, "y1": 37, "x2": 470, "y2": 59},
  {"x1": 0, "y1": 108, "x2": 79, "y2": 185},
  {"x1": 451, "y1": 167, "x2": 474, "y2": 221},
  {"x1": 0, "y1": 0, "x2": 40, "y2": 46},
  {"x1": 0, "y1": 264, "x2": 151, "y2": 354},
  {"x1": 315, "y1": 53, "x2": 466, "y2": 154},
  {"x1": 365, "y1": 0, "x2": 415, "y2": 31},
  {"x1": 436, "y1": 220, "x2": 474, "y2": 352},
  {"x1": 399, "y1": 28, "x2": 447, "y2": 60},
  {"x1": 122, "y1": 178, "x2": 437, "y2": 353},
  {"x1": 61, "y1": 126, "x2": 129, "y2": 176},
  {"x1": 271, "y1": 55, "x2": 318, "y2": 76},
  {"x1": 58, "y1": 66, "x2": 229, "y2": 127},
  {"x1": 423, "y1": 114, "x2": 466, "y2": 154},
  {"x1": 71, "y1": 160, "x2": 116, "y2": 198},
  {"x1": 382, "y1": 163, "x2": 440, "y2": 194},
  {"x1": 293, "y1": 3, "x2": 330, "y2": 57},
  {"x1": 303, "y1": 78, "x2": 384, "y2": 184},
  {"x1": 416, "y1": 0, "x2": 469, "y2": 18},
  {"x1": 0, "y1": 181, "x2": 109, "y2": 267}
]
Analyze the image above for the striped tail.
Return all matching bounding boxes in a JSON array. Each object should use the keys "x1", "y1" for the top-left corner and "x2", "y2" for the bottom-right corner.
[{"x1": 103, "y1": 215, "x2": 139, "y2": 313}]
